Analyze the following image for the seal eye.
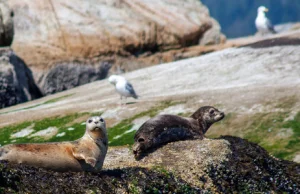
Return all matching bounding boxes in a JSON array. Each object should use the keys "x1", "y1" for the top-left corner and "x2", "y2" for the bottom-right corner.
[
  {"x1": 209, "y1": 109, "x2": 215, "y2": 114},
  {"x1": 138, "y1": 138, "x2": 145, "y2": 143},
  {"x1": 88, "y1": 119, "x2": 93, "y2": 123},
  {"x1": 99, "y1": 118, "x2": 104, "y2": 123}
]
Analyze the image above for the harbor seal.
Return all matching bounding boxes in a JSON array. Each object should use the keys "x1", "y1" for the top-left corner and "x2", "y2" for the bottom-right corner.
[
  {"x1": 132, "y1": 106, "x2": 225, "y2": 159},
  {"x1": 0, "y1": 116, "x2": 108, "y2": 172}
]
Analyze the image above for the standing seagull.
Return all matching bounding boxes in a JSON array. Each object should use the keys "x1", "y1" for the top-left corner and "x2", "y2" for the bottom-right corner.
[
  {"x1": 108, "y1": 75, "x2": 138, "y2": 104},
  {"x1": 255, "y1": 6, "x2": 276, "y2": 35}
]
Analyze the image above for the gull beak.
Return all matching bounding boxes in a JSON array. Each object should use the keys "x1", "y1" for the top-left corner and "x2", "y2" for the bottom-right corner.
[{"x1": 264, "y1": 8, "x2": 269, "y2": 12}]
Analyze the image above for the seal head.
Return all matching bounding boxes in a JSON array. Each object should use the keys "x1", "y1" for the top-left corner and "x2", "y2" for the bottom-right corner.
[{"x1": 133, "y1": 106, "x2": 224, "y2": 159}]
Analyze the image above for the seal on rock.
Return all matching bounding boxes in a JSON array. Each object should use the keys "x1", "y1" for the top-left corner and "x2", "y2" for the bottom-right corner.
[
  {"x1": 132, "y1": 106, "x2": 225, "y2": 159},
  {"x1": 0, "y1": 116, "x2": 108, "y2": 172}
]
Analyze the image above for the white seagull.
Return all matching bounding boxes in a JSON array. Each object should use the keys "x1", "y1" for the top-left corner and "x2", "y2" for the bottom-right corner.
[
  {"x1": 255, "y1": 6, "x2": 276, "y2": 35},
  {"x1": 108, "y1": 75, "x2": 138, "y2": 104}
]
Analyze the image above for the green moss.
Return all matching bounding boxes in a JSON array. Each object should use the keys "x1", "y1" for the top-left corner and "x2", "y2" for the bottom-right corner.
[
  {"x1": 0, "y1": 112, "x2": 89, "y2": 146},
  {"x1": 207, "y1": 101, "x2": 300, "y2": 161},
  {"x1": 244, "y1": 112, "x2": 300, "y2": 160},
  {"x1": 0, "y1": 101, "x2": 182, "y2": 147},
  {"x1": 108, "y1": 101, "x2": 182, "y2": 146}
]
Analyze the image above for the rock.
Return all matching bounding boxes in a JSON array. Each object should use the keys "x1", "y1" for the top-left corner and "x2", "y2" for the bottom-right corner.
[
  {"x1": 0, "y1": 1, "x2": 14, "y2": 46},
  {"x1": 40, "y1": 61, "x2": 111, "y2": 95},
  {"x1": 6, "y1": 0, "x2": 225, "y2": 94},
  {"x1": 9, "y1": 0, "x2": 224, "y2": 65},
  {"x1": 0, "y1": 48, "x2": 42, "y2": 108},
  {"x1": 0, "y1": 136, "x2": 299, "y2": 193},
  {"x1": 199, "y1": 18, "x2": 226, "y2": 45}
]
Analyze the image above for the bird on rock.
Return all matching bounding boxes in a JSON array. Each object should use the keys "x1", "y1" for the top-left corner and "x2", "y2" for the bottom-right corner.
[
  {"x1": 255, "y1": 6, "x2": 276, "y2": 35},
  {"x1": 108, "y1": 75, "x2": 138, "y2": 105}
]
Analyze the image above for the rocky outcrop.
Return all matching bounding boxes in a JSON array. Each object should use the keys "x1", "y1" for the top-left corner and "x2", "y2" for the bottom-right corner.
[
  {"x1": 0, "y1": 136, "x2": 299, "y2": 193},
  {"x1": 0, "y1": 1, "x2": 14, "y2": 46},
  {"x1": 5, "y1": 0, "x2": 225, "y2": 94},
  {"x1": 0, "y1": 48, "x2": 42, "y2": 108},
  {"x1": 40, "y1": 61, "x2": 111, "y2": 95},
  {"x1": 8, "y1": 0, "x2": 224, "y2": 67}
]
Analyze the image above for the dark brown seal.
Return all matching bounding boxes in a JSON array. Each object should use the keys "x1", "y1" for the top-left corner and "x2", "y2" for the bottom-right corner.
[
  {"x1": 132, "y1": 106, "x2": 225, "y2": 159},
  {"x1": 0, "y1": 116, "x2": 108, "y2": 172}
]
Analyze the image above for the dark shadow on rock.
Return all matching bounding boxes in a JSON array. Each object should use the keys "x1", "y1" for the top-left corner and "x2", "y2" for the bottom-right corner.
[
  {"x1": 125, "y1": 102, "x2": 137, "y2": 105},
  {"x1": 41, "y1": 61, "x2": 112, "y2": 95},
  {"x1": 241, "y1": 37, "x2": 300, "y2": 48},
  {"x1": 206, "y1": 136, "x2": 300, "y2": 193},
  {"x1": 0, "y1": 2, "x2": 14, "y2": 46},
  {"x1": 0, "y1": 48, "x2": 43, "y2": 108}
]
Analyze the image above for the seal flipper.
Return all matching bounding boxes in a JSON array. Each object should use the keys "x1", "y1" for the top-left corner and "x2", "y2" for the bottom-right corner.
[{"x1": 72, "y1": 146, "x2": 96, "y2": 167}]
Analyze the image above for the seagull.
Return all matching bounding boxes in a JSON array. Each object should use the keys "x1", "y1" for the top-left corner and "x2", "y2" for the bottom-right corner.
[
  {"x1": 255, "y1": 6, "x2": 276, "y2": 35},
  {"x1": 108, "y1": 75, "x2": 138, "y2": 105}
]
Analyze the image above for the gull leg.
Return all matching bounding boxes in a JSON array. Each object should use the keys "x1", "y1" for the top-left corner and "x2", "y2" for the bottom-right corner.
[{"x1": 120, "y1": 96, "x2": 123, "y2": 106}]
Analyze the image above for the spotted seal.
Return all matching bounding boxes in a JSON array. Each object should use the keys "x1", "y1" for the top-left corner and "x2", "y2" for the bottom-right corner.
[
  {"x1": 133, "y1": 106, "x2": 225, "y2": 159},
  {"x1": 0, "y1": 116, "x2": 108, "y2": 172}
]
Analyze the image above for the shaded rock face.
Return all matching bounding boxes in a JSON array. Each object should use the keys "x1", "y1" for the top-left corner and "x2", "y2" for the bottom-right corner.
[
  {"x1": 8, "y1": 0, "x2": 224, "y2": 71},
  {"x1": 0, "y1": 2, "x2": 14, "y2": 46},
  {"x1": 0, "y1": 48, "x2": 42, "y2": 108},
  {"x1": 40, "y1": 61, "x2": 111, "y2": 95},
  {"x1": 0, "y1": 136, "x2": 299, "y2": 193}
]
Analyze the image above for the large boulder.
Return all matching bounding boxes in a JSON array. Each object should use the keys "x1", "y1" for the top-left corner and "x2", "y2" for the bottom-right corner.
[
  {"x1": 8, "y1": 0, "x2": 224, "y2": 66},
  {"x1": 0, "y1": 1, "x2": 14, "y2": 46},
  {"x1": 0, "y1": 48, "x2": 42, "y2": 108}
]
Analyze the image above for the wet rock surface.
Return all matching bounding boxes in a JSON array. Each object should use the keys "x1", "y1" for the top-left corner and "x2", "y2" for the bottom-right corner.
[{"x1": 0, "y1": 136, "x2": 299, "y2": 193}]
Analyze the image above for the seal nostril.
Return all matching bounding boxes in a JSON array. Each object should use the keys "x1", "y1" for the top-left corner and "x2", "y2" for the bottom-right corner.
[{"x1": 95, "y1": 121, "x2": 99, "y2": 124}]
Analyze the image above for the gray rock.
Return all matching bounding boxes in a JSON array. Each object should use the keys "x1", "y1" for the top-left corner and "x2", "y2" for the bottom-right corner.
[
  {"x1": 0, "y1": 48, "x2": 42, "y2": 108},
  {"x1": 40, "y1": 61, "x2": 111, "y2": 95},
  {"x1": 0, "y1": 1, "x2": 14, "y2": 46}
]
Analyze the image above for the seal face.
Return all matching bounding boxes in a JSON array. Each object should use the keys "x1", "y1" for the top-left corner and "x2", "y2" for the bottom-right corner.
[
  {"x1": 0, "y1": 116, "x2": 108, "y2": 172},
  {"x1": 133, "y1": 106, "x2": 224, "y2": 159}
]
